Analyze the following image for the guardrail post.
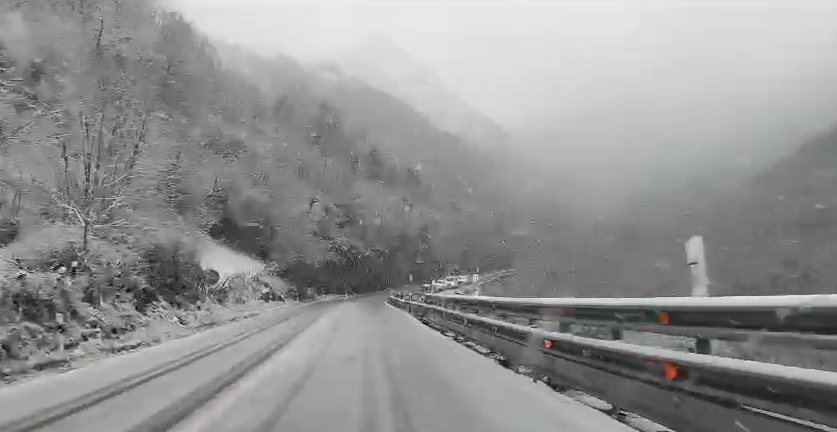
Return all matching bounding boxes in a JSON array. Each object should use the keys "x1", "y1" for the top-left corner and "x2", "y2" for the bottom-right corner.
[{"x1": 686, "y1": 235, "x2": 712, "y2": 354}]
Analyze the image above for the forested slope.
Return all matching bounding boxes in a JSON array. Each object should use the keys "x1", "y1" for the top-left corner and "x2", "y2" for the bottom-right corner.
[{"x1": 0, "y1": 0, "x2": 515, "y2": 349}]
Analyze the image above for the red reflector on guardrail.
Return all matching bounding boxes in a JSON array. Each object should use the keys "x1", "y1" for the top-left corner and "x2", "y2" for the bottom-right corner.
[
  {"x1": 544, "y1": 340, "x2": 553, "y2": 349},
  {"x1": 665, "y1": 363, "x2": 681, "y2": 381}
]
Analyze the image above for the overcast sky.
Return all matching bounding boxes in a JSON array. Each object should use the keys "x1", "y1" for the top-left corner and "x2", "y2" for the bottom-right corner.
[
  {"x1": 170, "y1": 0, "x2": 837, "y2": 206},
  {"x1": 172, "y1": 1, "x2": 837, "y2": 122}
]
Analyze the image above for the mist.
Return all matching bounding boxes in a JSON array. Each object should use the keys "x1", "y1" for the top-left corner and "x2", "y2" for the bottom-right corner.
[{"x1": 170, "y1": 0, "x2": 837, "y2": 215}]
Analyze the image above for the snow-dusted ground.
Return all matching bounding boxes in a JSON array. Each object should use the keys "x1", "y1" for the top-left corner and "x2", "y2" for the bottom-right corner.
[{"x1": 196, "y1": 238, "x2": 265, "y2": 278}]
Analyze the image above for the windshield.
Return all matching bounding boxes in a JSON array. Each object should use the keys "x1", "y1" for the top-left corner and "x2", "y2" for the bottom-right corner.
[{"x1": 1, "y1": 1, "x2": 836, "y2": 432}]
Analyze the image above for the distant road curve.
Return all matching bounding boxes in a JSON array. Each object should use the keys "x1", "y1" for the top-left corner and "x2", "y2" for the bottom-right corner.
[
  {"x1": 0, "y1": 294, "x2": 628, "y2": 432},
  {"x1": 433, "y1": 269, "x2": 516, "y2": 296}
]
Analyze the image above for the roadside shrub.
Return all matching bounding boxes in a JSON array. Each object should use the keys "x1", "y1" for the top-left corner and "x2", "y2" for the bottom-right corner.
[
  {"x1": 282, "y1": 283, "x2": 314, "y2": 302},
  {"x1": 277, "y1": 259, "x2": 325, "y2": 300},
  {"x1": 33, "y1": 241, "x2": 87, "y2": 273},
  {"x1": 0, "y1": 322, "x2": 53, "y2": 361},
  {"x1": 87, "y1": 302, "x2": 144, "y2": 338},
  {"x1": 0, "y1": 218, "x2": 20, "y2": 246},
  {"x1": 137, "y1": 240, "x2": 205, "y2": 312},
  {"x1": 0, "y1": 224, "x2": 83, "y2": 272},
  {"x1": 208, "y1": 273, "x2": 284, "y2": 304},
  {"x1": 0, "y1": 224, "x2": 218, "y2": 313},
  {"x1": 258, "y1": 275, "x2": 287, "y2": 302},
  {"x1": 4, "y1": 227, "x2": 144, "y2": 305},
  {"x1": 209, "y1": 273, "x2": 246, "y2": 304},
  {"x1": 0, "y1": 272, "x2": 88, "y2": 325}
]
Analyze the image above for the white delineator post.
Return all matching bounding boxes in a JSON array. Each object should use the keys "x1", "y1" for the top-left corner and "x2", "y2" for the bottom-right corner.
[
  {"x1": 685, "y1": 236, "x2": 709, "y2": 297},
  {"x1": 685, "y1": 235, "x2": 711, "y2": 353}
]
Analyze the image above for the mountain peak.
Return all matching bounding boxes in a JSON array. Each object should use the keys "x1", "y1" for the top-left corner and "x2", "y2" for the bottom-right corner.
[
  {"x1": 338, "y1": 32, "x2": 445, "y2": 90},
  {"x1": 354, "y1": 32, "x2": 410, "y2": 60},
  {"x1": 332, "y1": 33, "x2": 512, "y2": 148}
]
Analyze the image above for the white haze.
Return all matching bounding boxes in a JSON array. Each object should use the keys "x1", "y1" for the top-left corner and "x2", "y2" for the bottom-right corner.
[{"x1": 171, "y1": 0, "x2": 837, "y2": 212}]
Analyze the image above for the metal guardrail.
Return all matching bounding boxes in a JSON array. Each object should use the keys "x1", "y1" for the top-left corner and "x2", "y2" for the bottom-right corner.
[
  {"x1": 388, "y1": 295, "x2": 837, "y2": 431},
  {"x1": 416, "y1": 292, "x2": 837, "y2": 351},
  {"x1": 482, "y1": 269, "x2": 516, "y2": 279},
  {"x1": 474, "y1": 269, "x2": 516, "y2": 290}
]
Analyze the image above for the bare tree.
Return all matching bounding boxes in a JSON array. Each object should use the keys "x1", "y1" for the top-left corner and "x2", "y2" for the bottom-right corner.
[{"x1": 51, "y1": 189, "x2": 128, "y2": 253}]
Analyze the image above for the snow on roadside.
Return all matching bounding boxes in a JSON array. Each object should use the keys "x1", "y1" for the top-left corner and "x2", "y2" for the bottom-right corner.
[
  {"x1": 2, "y1": 240, "x2": 279, "y2": 385},
  {"x1": 196, "y1": 238, "x2": 265, "y2": 277}
]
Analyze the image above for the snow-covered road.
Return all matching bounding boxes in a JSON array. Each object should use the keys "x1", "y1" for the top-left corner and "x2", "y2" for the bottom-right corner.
[
  {"x1": 0, "y1": 295, "x2": 630, "y2": 432},
  {"x1": 173, "y1": 294, "x2": 632, "y2": 432}
]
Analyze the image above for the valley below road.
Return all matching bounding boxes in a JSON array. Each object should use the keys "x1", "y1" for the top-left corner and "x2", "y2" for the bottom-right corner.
[{"x1": 0, "y1": 295, "x2": 630, "y2": 432}]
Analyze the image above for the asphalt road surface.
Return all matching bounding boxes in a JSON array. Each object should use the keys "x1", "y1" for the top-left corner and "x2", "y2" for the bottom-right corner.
[{"x1": 0, "y1": 295, "x2": 631, "y2": 432}]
